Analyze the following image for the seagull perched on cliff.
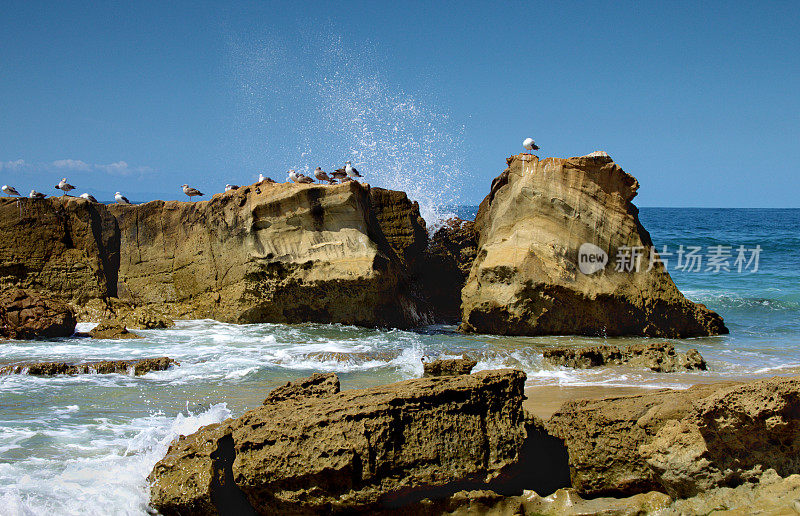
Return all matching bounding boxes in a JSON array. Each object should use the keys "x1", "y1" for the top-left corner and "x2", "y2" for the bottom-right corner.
[
  {"x1": 344, "y1": 161, "x2": 362, "y2": 178},
  {"x1": 287, "y1": 169, "x2": 300, "y2": 183},
  {"x1": 331, "y1": 168, "x2": 348, "y2": 182},
  {"x1": 55, "y1": 178, "x2": 76, "y2": 195},
  {"x1": 115, "y1": 192, "x2": 131, "y2": 204},
  {"x1": 297, "y1": 174, "x2": 314, "y2": 184},
  {"x1": 2, "y1": 185, "x2": 20, "y2": 197},
  {"x1": 523, "y1": 138, "x2": 539, "y2": 155},
  {"x1": 79, "y1": 193, "x2": 98, "y2": 203},
  {"x1": 258, "y1": 173, "x2": 265, "y2": 182},
  {"x1": 225, "y1": 184, "x2": 239, "y2": 192},
  {"x1": 181, "y1": 184, "x2": 204, "y2": 200},
  {"x1": 29, "y1": 189, "x2": 46, "y2": 199},
  {"x1": 313, "y1": 167, "x2": 334, "y2": 184}
]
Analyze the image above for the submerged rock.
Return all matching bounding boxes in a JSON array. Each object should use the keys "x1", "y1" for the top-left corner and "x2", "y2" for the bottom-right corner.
[
  {"x1": 88, "y1": 320, "x2": 141, "y2": 339},
  {"x1": 543, "y1": 342, "x2": 707, "y2": 372},
  {"x1": 148, "y1": 369, "x2": 528, "y2": 515},
  {"x1": 0, "y1": 289, "x2": 76, "y2": 339},
  {"x1": 460, "y1": 154, "x2": 728, "y2": 338},
  {"x1": 422, "y1": 357, "x2": 478, "y2": 377},
  {"x1": 0, "y1": 357, "x2": 177, "y2": 375}
]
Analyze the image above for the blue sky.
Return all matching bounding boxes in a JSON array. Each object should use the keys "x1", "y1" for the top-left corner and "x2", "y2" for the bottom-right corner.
[{"x1": 1, "y1": 1, "x2": 798, "y2": 211}]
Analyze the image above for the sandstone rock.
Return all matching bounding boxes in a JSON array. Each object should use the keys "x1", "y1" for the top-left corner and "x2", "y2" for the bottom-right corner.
[
  {"x1": 543, "y1": 342, "x2": 707, "y2": 372},
  {"x1": 422, "y1": 357, "x2": 478, "y2": 377},
  {"x1": 0, "y1": 357, "x2": 177, "y2": 375},
  {"x1": 546, "y1": 383, "x2": 730, "y2": 496},
  {"x1": 115, "y1": 306, "x2": 174, "y2": 329},
  {"x1": 641, "y1": 375, "x2": 800, "y2": 498},
  {"x1": 460, "y1": 154, "x2": 728, "y2": 338},
  {"x1": 149, "y1": 369, "x2": 528, "y2": 515},
  {"x1": 88, "y1": 320, "x2": 141, "y2": 339},
  {"x1": 0, "y1": 182, "x2": 433, "y2": 328},
  {"x1": 0, "y1": 289, "x2": 76, "y2": 339},
  {"x1": 418, "y1": 218, "x2": 477, "y2": 322},
  {"x1": 263, "y1": 372, "x2": 340, "y2": 404}
]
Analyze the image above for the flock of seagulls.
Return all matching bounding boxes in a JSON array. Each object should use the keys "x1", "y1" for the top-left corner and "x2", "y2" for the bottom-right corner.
[
  {"x1": 2, "y1": 142, "x2": 539, "y2": 205},
  {"x1": 0, "y1": 159, "x2": 371, "y2": 205}
]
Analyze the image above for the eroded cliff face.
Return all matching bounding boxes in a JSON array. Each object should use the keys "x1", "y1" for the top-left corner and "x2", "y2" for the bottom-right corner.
[
  {"x1": 460, "y1": 153, "x2": 727, "y2": 337},
  {"x1": 0, "y1": 181, "x2": 432, "y2": 328}
]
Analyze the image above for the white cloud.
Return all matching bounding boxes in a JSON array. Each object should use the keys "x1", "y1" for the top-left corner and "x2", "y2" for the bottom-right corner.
[
  {"x1": 0, "y1": 159, "x2": 28, "y2": 171},
  {"x1": 52, "y1": 159, "x2": 92, "y2": 171},
  {"x1": 1, "y1": 158, "x2": 154, "y2": 176}
]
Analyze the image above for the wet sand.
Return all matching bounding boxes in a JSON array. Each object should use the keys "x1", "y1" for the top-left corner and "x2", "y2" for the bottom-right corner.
[{"x1": 523, "y1": 385, "x2": 670, "y2": 420}]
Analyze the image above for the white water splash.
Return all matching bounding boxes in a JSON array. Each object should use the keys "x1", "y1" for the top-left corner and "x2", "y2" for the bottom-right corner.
[{"x1": 227, "y1": 33, "x2": 466, "y2": 227}]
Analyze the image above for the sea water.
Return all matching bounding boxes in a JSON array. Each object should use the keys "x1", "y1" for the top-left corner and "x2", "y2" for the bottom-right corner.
[{"x1": 1, "y1": 207, "x2": 798, "y2": 514}]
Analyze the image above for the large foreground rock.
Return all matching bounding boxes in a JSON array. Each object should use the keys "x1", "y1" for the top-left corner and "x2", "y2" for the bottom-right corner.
[
  {"x1": 547, "y1": 375, "x2": 800, "y2": 498},
  {"x1": 0, "y1": 289, "x2": 76, "y2": 339},
  {"x1": 0, "y1": 182, "x2": 432, "y2": 328},
  {"x1": 461, "y1": 153, "x2": 727, "y2": 337},
  {"x1": 149, "y1": 369, "x2": 528, "y2": 515}
]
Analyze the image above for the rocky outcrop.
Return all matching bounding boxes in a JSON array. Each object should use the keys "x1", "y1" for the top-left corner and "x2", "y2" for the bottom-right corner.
[
  {"x1": 262, "y1": 372, "x2": 340, "y2": 404},
  {"x1": 461, "y1": 153, "x2": 728, "y2": 337},
  {"x1": 0, "y1": 356, "x2": 177, "y2": 375},
  {"x1": 88, "y1": 320, "x2": 141, "y2": 339},
  {"x1": 149, "y1": 369, "x2": 528, "y2": 515},
  {"x1": 0, "y1": 289, "x2": 76, "y2": 339},
  {"x1": 547, "y1": 375, "x2": 800, "y2": 498},
  {"x1": 114, "y1": 306, "x2": 174, "y2": 329},
  {"x1": 0, "y1": 182, "x2": 433, "y2": 328},
  {"x1": 417, "y1": 218, "x2": 477, "y2": 322},
  {"x1": 422, "y1": 357, "x2": 478, "y2": 377},
  {"x1": 543, "y1": 342, "x2": 707, "y2": 372}
]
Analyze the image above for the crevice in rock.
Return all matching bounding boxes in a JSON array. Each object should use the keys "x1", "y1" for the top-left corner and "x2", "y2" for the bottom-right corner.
[{"x1": 209, "y1": 434, "x2": 257, "y2": 515}]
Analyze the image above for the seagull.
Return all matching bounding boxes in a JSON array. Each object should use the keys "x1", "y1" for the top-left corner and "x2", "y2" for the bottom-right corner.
[
  {"x1": 345, "y1": 161, "x2": 362, "y2": 178},
  {"x1": 29, "y1": 189, "x2": 46, "y2": 199},
  {"x1": 313, "y1": 167, "x2": 334, "y2": 184},
  {"x1": 297, "y1": 174, "x2": 314, "y2": 184},
  {"x1": 523, "y1": 137, "x2": 539, "y2": 155},
  {"x1": 79, "y1": 193, "x2": 99, "y2": 203},
  {"x1": 2, "y1": 185, "x2": 20, "y2": 197},
  {"x1": 258, "y1": 173, "x2": 265, "y2": 182},
  {"x1": 115, "y1": 192, "x2": 131, "y2": 204},
  {"x1": 288, "y1": 170, "x2": 300, "y2": 183},
  {"x1": 225, "y1": 184, "x2": 240, "y2": 192},
  {"x1": 55, "y1": 178, "x2": 76, "y2": 196},
  {"x1": 331, "y1": 168, "x2": 348, "y2": 182},
  {"x1": 182, "y1": 184, "x2": 204, "y2": 200}
]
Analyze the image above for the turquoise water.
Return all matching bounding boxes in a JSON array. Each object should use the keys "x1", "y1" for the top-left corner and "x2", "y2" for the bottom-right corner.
[{"x1": 1, "y1": 208, "x2": 798, "y2": 514}]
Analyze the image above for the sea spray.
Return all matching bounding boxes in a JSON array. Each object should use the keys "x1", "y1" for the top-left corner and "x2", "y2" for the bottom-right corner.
[{"x1": 227, "y1": 33, "x2": 467, "y2": 227}]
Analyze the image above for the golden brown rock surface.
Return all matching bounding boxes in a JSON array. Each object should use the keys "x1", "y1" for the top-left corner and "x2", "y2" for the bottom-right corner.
[
  {"x1": 0, "y1": 356, "x2": 177, "y2": 375},
  {"x1": 148, "y1": 369, "x2": 528, "y2": 515},
  {"x1": 0, "y1": 181, "x2": 433, "y2": 328},
  {"x1": 461, "y1": 153, "x2": 728, "y2": 337},
  {"x1": 0, "y1": 288, "x2": 77, "y2": 339}
]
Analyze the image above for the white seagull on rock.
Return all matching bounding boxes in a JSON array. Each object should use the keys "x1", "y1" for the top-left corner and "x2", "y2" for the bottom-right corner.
[
  {"x1": 344, "y1": 161, "x2": 362, "y2": 178},
  {"x1": 115, "y1": 192, "x2": 131, "y2": 204},
  {"x1": 313, "y1": 167, "x2": 334, "y2": 184},
  {"x1": 182, "y1": 184, "x2": 204, "y2": 200},
  {"x1": 29, "y1": 189, "x2": 46, "y2": 199},
  {"x1": 287, "y1": 170, "x2": 300, "y2": 183},
  {"x1": 523, "y1": 137, "x2": 539, "y2": 155},
  {"x1": 79, "y1": 193, "x2": 98, "y2": 203},
  {"x1": 55, "y1": 178, "x2": 76, "y2": 195},
  {"x1": 2, "y1": 185, "x2": 20, "y2": 196}
]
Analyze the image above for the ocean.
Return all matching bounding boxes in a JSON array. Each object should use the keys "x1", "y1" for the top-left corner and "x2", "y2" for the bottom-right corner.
[{"x1": 1, "y1": 207, "x2": 798, "y2": 514}]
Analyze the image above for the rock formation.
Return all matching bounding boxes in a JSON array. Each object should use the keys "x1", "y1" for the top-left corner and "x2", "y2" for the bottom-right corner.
[
  {"x1": 460, "y1": 153, "x2": 728, "y2": 337},
  {"x1": 543, "y1": 342, "x2": 707, "y2": 372},
  {"x1": 148, "y1": 369, "x2": 528, "y2": 515},
  {"x1": 422, "y1": 357, "x2": 478, "y2": 377},
  {"x1": 0, "y1": 182, "x2": 433, "y2": 328},
  {"x1": 547, "y1": 375, "x2": 800, "y2": 498},
  {"x1": 0, "y1": 289, "x2": 76, "y2": 339},
  {"x1": 0, "y1": 356, "x2": 177, "y2": 375},
  {"x1": 417, "y1": 218, "x2": 477, "y2": 322},
  {"x1": 88, "y1": 319, "x2": 141, "y2": 339}
]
